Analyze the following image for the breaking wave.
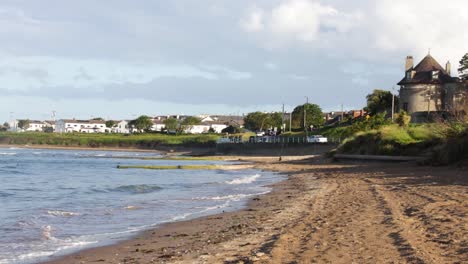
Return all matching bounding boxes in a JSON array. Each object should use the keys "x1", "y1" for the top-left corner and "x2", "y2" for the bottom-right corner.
[
  {"x1": 194, "y1": 191, "x2": 270, "y2": 201},
  {"x1": 0, "y1": 152, "x2": 17, "y2": 156},
  {"x1": 47, "y1": 210, "x2": 80, "y2": 217},
  {"x1": 225, "y1": 174, "x2": 261, "y2": 185}
]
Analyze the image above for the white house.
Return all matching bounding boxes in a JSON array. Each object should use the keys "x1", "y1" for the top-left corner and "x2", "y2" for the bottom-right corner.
[
  {"x1": 151, "y1": 118, "x2": 166, "y2": 132},
  {"x1": 56, "y1": 119, "x2": 107, "y2": 133},
  {"x1": 112, "y1": 120, "x2": 130, "y2": 134},
  {"x1": 24, "y1": 121, "x2": 49, "y2": 132},
  {"x1": 184, "y1": 123, "x2": 211, "y2": 134}
]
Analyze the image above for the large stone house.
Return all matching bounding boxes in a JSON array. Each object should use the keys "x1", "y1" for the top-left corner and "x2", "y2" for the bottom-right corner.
[{"x1": 398, "y1": 54, "x2": 466, "y2": 122}]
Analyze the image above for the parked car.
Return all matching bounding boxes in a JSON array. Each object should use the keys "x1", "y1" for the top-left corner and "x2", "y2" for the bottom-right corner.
[
  {"x1": 256, "y1": 131, "x2": 265, "y2": 137},
  {"x1": 307, "y1": 135, "x2": 328, "y2": 143}
]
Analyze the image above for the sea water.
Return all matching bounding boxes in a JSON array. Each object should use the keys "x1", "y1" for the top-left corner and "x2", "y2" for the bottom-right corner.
[{"x1": 0, "y1": 147, "x2": 284, "y2": 264}]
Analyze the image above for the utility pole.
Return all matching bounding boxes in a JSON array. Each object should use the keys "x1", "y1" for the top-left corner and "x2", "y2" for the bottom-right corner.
[
  {"x1": 391, "y1": 86, "x2": 395, "y2": 121},
  {"x1": 282, "y1": 103, "x2": 285, "y2": 132},
  {"x1": 341, "y1": 104, "x2": 344, "y2": 122},
  {"x1": 304, "y1": 96, "x2": 309, "y2": 136}
]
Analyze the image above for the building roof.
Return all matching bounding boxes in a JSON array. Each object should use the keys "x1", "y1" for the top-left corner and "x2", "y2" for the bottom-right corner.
[
  {"x1": 398, "y1": 55, "x2": 457, "y2": 85},
  {"x1": 60, "y1": 119, "x2": 106, "y2": 124}
]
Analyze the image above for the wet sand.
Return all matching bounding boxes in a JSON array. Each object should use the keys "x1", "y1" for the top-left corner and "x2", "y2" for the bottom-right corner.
[{"x1": 44, "y1": 156, "x2": 467, "y2": 264}]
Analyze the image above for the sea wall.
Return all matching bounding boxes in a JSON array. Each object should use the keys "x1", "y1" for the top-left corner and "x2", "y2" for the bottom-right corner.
[{"x1": 215, "y1": 143, "x2": 336, "y2": 156}]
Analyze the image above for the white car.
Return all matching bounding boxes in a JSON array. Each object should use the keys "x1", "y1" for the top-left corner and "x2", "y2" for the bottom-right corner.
[{"x1": 307, "y1": 135, "x2": 328, "y2": 143}]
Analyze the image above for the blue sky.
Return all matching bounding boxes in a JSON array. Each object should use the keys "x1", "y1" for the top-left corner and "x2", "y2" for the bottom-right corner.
[{"x1": 1, "y1": 0, "x2": 467, "y2": 121}]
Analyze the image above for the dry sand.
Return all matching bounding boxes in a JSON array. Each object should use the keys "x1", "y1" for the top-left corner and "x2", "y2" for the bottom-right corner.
[{"x1": 45, "y1": 156, "x2": 467, "y2": 264}]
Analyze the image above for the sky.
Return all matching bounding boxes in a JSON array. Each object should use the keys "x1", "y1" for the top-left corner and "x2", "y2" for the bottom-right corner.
[{"x1": 1, "y1": 0, "x2": 467, "y2": 121}]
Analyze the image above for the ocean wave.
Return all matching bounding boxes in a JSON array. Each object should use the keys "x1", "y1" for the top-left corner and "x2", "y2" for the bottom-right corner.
[
  {"x1": 47, "y1": 210, "x2": 80, "y2": 217},
  {"x1": 0, "y1": 152, "x2": 17, "y2": 156},
  {"x1": 0, "y1": 191, "x2": 13, "y2": 197},
  {"x1": 194, "y1": 191, "x2": 270, "y2": 201},
  {"x1": 225, "y1": 174, "x2": 261, "y2": 185},
  {"x1": 109, "y1": 184, "x2": 163, "y2": 194}
]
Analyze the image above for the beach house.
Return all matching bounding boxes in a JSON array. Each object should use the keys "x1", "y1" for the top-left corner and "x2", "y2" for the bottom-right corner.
[{"x1": 398, "y1": 54, "x2": 465, "y2": 122}]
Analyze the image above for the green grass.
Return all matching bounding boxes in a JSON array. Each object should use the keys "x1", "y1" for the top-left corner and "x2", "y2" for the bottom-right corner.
[
  {"x1": 0, "y1": 132, "x2": 220, "y2": 148},
  {"x1": 336, "y1": 122, "x2": 468, "y2": 162},
  {"x1": 117, "y1": 165, "x2": 220, "y2": 170}
]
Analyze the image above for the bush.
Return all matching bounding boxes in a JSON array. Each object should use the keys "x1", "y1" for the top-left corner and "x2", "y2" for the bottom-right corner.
[{"x1": 395, "y1": 111, "x2": 411, "y2": 127}]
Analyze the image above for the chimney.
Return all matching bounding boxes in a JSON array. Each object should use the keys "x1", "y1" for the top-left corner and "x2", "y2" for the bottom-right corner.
[
  {"x1": 446, "y1": 61, "x2": 451, "y2": 76},
  {"x1": 405, "y1": 56, "x2": 414, "y2": 71}
]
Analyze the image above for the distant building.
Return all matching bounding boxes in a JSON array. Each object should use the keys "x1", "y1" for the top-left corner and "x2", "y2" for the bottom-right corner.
[
  {"x1": 56, "y1": 119, "x2": 107, "y2": 133},
  {"x1": 398, "y1": 54, "x2": 465, "y2": 122},
  {"x1": 112, "y1": 120, "x2": 130, "y2": 134},
  {"x1": 25, "y1": 121, "x2": 49, "y2": 132}
]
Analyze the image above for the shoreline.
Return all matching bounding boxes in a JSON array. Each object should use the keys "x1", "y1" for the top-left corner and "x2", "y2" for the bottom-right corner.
[
  {"x1": 41, "y1": 156, "x2": 309, "y2": 264},
  {"x1": 34, "y1": 156, "x2": 468, "y2": 263},
  {"x1": 0, "y1": 144, "x2": 165, "y2": 154}
]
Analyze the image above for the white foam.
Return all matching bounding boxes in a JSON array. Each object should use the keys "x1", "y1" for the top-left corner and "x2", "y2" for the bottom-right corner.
[
  {"x1": 225, "y1": 174, "x2": 261, "y2": 185},
  {"x1": 0, "y1": 152, "x2": 16, "y2": 156},
  {"x1": 47, "y1": 210, "x2": 80, "y2": 217},
  {"x1": 42, "y1": 225, "x2": 53, "y2": 240},
  {"x1": 194, "y1": 191, "x2": 270, "y2": 202},
  {"x1": 170, "y1": 213, "x2": 193, "y2": 221}
]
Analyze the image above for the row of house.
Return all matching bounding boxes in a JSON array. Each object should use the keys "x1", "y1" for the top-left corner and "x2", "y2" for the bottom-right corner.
[{"x1": 9, "y1": 115, "x2": 245, "y2": 134}]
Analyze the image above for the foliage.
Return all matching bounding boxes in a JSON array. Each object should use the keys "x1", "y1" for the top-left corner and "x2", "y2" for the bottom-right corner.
[
  {"x1": 221, "y1": 125, "x2": 241, "y2": 134},
  {"x1": 17, "y1": 120, "x2": 30, "y2": 129},
  {"x1": 42, "y1": 127, "x2": 54, "y2": 133},
  {"x1": 163, "y1": 118, "x2": 179, "y2": 133},
  {"x1": 395, "y1": 111, "x2": 411, "y2": 127},
  {"x1": 91, "y1": 117, "x2": 105, "y2": 121},
  {"x1": 0, "y1": 122, "x2": 10, "y2": 131},
  {"x1": 0, "y1": 132, "x2": 220, "y2": 148},
  {"x1": 244, "y1": 112, "x2": 283, "y2": 131},
  {"x1": 291, "y1": 103, "x2": 324, "y2": 130},
  {"x1": 458, "y1": 52, "x2": 468, "y2": 79},
  {"x1": 181, "y1": 116, "x2": 201, "y2": 132},
  {"x1": 365, "y1": 89, "x2": 397, "y2": 115},
  {"x1": 105, "y1": 120, "x2": 116, "y2": 128},
  {"x1": 129, "y1": 115, "x2": 153, "y2": 132}
]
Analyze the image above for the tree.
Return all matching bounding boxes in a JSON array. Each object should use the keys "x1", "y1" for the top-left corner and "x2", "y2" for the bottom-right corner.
[
  {"x1": 17, "y1": 119, "x2": 30, "y2": 130},
  {"x1": 181, "y1": 116, "x2": 201, "y2": 132},
  {"x1": 365, "y1": 89, "x2": 397, "y2": 115},
  {"x1": 243, "y1": 112, "x2": 283, "y2": 131},
  {"x1": 458, "y1": 52, "x2": 468, "y2": 79},
  {"x1": 221, "y1": 125, "x2": 241, "y2": 134},
  {"x1": 129, "y1": 115, "x2": 153, "y2": 132},
  {"x1": 291, "y1": 103, "x2": 324, "y2": 130},
  {"x1": 0, "y1": 122, "x2": 9, "y2": 131},
  {"x1": 105, "y1": 120, "x2": 116, "y2": 128},
  {"x1": 91, "y1": 117, "x2": 105, "y2": 121},
  {"x1": 163, "y1": 118, "x2": 179, "y2": 133}
]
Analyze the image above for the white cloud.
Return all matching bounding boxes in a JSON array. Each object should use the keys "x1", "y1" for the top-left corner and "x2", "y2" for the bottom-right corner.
[
  {"x1": 371, "y1": 0, "x2": 468, "y2": 71},
  {"x1": 289, "y1": 74, "x2": 309, "y2": 80},
  {"x1": 0, "y1": 56, "x2": 251, "y2": 92},
  {"x1": 241, "y1": 0, "x2": 362, "y2": 43},
  {"x1": 265, "y1": 62, "x2": 278, "y2": 70},
  {"x1": 240, "y1": 7, "x2": 264, "y2": 32}
]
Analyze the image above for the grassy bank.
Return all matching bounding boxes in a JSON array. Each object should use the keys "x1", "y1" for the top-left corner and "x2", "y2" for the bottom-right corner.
[
  {"x1": 335, "y1": 123, "x2": 468, "y2": 164},
  {"x1": 0, "y1": 132, "x2": 220, "y2": 149}
]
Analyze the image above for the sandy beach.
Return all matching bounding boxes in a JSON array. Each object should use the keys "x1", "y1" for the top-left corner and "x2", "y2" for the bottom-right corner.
[{"x1": 44, "y1": 156, "x2": 467, "y2": 264}]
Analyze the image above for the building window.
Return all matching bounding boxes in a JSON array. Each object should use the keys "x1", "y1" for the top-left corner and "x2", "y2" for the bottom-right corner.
[
  {"x1": 403, "y1": 103, "x2": 409, "y2": 112},
  {"x1": 406, "y1": 72, "x2": 411, "y2": 80},
  {"x1": 432, "y1": 70, "x2": 439, "y2": 80}
]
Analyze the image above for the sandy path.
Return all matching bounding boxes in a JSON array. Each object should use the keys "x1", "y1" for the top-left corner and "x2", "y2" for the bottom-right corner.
[{"x1": 45, "y1": 157, "x2": 467, "y2": 264}]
